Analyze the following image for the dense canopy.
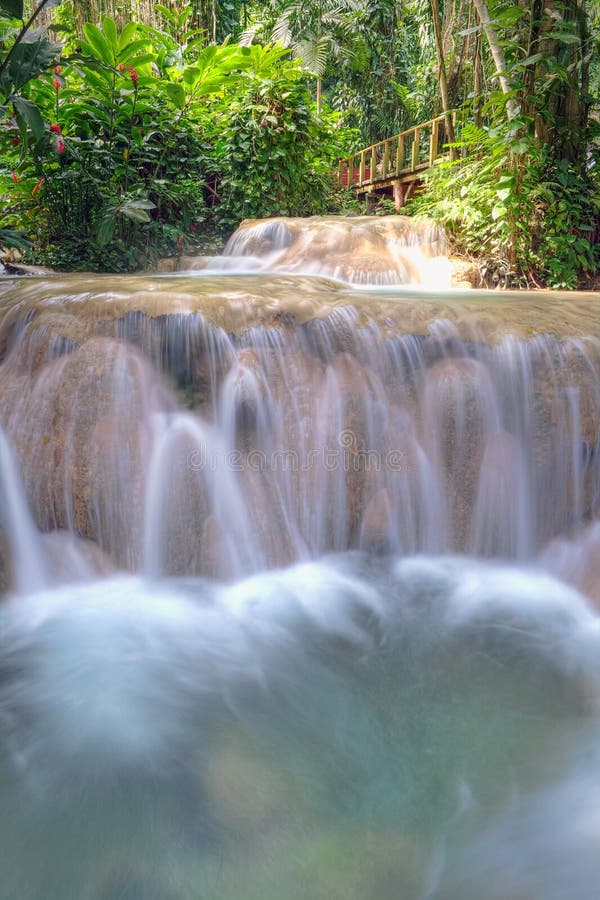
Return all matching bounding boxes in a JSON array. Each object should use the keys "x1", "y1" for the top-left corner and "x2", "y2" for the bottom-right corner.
[{"x1": 0, "y1": 0, "x2": 599, "y2": 285}]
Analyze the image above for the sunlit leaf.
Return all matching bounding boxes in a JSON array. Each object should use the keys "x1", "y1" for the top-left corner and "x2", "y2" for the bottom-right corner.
[{"x1": 82, "y1": 23, "x2": 114, "y2": 65}]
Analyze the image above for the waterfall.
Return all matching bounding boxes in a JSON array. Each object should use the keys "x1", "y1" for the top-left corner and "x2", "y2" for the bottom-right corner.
[
  {"x1": 0, "y1": 216, "x2": 599, "y2": 900},
  {"x1": 3, "y1": 261, "x2": 599, "y2": 578},
  {"x1": 0, "y1": 428, "x2": 47, "y2": 593}
]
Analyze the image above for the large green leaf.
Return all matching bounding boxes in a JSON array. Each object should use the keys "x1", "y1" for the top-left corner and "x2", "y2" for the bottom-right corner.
[
  {"x1": 120, "y1": 53, "x2": 155, "y2": 69},
  {"x1": 549, "y1": 30, "x2": 580, "y2": 45},
  {"x1": 164, "y1": 81, "x2": 186, "y2": 109},
  {"x1": 82, "y1": 22, "x2": 114, "y2": 65},
  {"x1": 101, "y1": 16, "x2": 118, "y2": 52},
  {"x1": 117, "y1": 39, "x2": 152, "y2": 63},
  {"x1": 74, "y1": 64, "x2": 112, "y2": 88},
  {"x1": 96, "y1": 212, "x2": 116, "y2": 247},
  {"x1": 0, "y1": 0, "x2": 24, "y2": 19},
  {"x1": 122, "y1": 198, "x2": 156, "y2": 209},
  {"x1": 118, "y1": 22, "x2": 137, "y2": 51},
  {"x1": 0, "y1": 37, "x2": 61, "y2": 96},
  {"x1": 119, "y1": 206, "x2": 152, "y2": 223},
  {"x1": 12, "y1": 94, "x2": 44, "y2": 138}
]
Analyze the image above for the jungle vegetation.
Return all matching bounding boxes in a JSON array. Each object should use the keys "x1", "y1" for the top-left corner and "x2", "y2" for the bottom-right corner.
[{"x1": 0, "y1": 0, "x2": 598, "y2": 286}]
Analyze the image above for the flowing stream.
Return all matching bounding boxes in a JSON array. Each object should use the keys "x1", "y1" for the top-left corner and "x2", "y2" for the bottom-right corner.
[{"x1": 0, "y1": 216, "x2": 599, "y2": 899}]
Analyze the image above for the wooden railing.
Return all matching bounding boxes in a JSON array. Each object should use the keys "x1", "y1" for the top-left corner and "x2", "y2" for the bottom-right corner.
[{"x1": 337, "y1": 114, "x2": 450, "y2": 191}]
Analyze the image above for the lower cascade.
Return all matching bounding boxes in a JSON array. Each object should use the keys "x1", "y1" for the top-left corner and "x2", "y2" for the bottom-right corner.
[{"x1": 0, "y1": 216, "x2": 600, "y2": 899}]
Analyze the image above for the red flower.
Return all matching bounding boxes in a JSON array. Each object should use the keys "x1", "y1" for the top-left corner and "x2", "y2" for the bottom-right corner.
[
  {"x1": 53, "y1": 65, "x2": 61, "y2": 75},
  {"x1": 190, "y1": 224, "x2": 198, "y2": 232},
  {"x1": 117, "y1": 63, "x2": 125, "y2": 73},
  {"x1": 11, "y1": 171, "x2": 18, "y2": 183},
  {"x1": 177, "y1": 235, "x2": 184, "y2": 248},
  {"x1": 50, "y1": 123, "x2": 61, "y2": 135},
  {"x1": 11, "y1": 137, "x2": 19, "y2": 146},
  {"x1": 56, "y1": 139, "x2": 65, "y2": 154},
  {"x1": 127, "y1": 66, "x2": 138, "y2": 85},
  {"x1": 53, "y1": 79, "x2": 61, "y2": 91}
]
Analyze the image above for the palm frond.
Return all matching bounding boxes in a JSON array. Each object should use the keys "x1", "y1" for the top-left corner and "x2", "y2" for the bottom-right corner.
[{"x1": 238, "y1": 24, "x2": 264, "y2": 47}]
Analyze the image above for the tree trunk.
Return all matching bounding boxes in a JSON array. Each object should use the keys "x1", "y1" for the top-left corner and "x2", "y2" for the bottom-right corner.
[
  {"x1": 430, "y1": 0, "x2": 456, "y2": 148},
  {"x1": 539, "y1": 0, "x2": 589, "y2": 164},
  {"x1": 472, "y1": 31, "x2": 484, "y2": 126},
  {"x1": 471, "y1": 0, "x2": 518, "y2": 118}
]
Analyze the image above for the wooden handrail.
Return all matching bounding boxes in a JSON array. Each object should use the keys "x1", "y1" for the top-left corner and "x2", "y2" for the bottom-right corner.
[{"x1": 338, "y1": 113, "x2": 449, "y2": 191}]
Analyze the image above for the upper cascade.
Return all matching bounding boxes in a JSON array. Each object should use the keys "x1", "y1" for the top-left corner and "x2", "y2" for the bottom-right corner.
[{"x1": 183, "y1": 215, "x2": 453, "y2": 287}]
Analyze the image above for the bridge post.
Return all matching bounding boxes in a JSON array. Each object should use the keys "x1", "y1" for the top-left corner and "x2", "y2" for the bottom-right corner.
[
  {"x1": 393, "y1": 182, "x2": 404, "y2": 209},
  {"x1": 395, "y1": 137, "x2": 404, "y2": 175},
  {"x1": 383, "y1": 141, "x2": 390, "y2": 178},
  {"x1": 411, "y1": 129, "x2": 421, "y2": 171}
]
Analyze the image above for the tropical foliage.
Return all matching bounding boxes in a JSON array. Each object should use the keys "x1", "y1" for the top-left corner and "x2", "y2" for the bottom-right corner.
[
  {"x1": 0, "y1": 2, "x2": 351, "y2": 269},
  {"x1": 407, "y1": 0, "x2": 600, "y2": 287},
  {"x1": 0, "y1": 0, "x2": 599, "y2": 285}
]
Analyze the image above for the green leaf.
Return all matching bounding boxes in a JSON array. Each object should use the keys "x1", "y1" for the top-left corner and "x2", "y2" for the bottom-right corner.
[
  {"x1": 182, "y1": 65, "x2": 199, "y2": 87},
  {"x1": 118, "y1": 22, "x2": 137, "y2": 51},
  {"x1": 123, "y1": 198, "x2": 156, "y2": 210},
  {"x1": 519, "y1": 53, "x2": 544, "y2": 68},
  {"x1": 118, "y1": 39, "x2": 152, "y2": 63},
  {"x1": 0, "y1": 228, "x2": 30, "y2": 251},
  {"x1": 82, "y1": 23, "x2": 114, "y2": 65},
  {"x1": 0, "y1": 38, "x2": 62, "y2": 94},
  {"x1": 122, "y1": 53, "x2": 155, "y2": 69},
  {"x1": 155, "y1": 3, "x2": 177, "y2": 26},
  {"x1": 549, "y1": 30, "x2": 580, "y2": 45},
  {"x1": 164, "y1": 81, "x2": 186, "y2": 109},
  {"x1": 102, "y1": 16, "x2": 118, "y2": 51},
  {"x1": 12, "y1": 95, "x2": 45, "y2": 139},
  {"x1": 509, "y1": 139, "x2": 529, "y2": 154},
  {"x1": 0, "y1": 0, "x2": 23, "y2": 18},
  {"x1": 96, "y1": 214, "x2": 115, "y2": 247},
  {"x1": 78, "y1": 65, "x2": 112, "y2": 88},
  {"x1": 493, "y1": 6, "x2": 527, "y2": 26},
  {"x1": 119, "y1": 206, "x2": 152, "y2": 223}
]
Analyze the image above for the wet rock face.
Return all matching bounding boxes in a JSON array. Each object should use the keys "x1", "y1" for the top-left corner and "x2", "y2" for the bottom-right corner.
[
  {"x1": 0, "y1": 271, "x2": 599, "y2": 575},
  {"x1": 0, "y1": 336, "x2": 175, "y2": 569}
]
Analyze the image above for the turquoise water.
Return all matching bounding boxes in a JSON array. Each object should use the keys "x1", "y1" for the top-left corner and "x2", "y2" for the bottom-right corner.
[{"x1": 1, "y1": 554, "x2": 598, "y2": 900}]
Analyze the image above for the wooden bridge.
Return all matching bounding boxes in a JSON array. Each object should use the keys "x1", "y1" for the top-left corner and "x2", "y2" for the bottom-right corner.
[{"x1": 337, "y1": 113, "x2": 451, "y2": 208}]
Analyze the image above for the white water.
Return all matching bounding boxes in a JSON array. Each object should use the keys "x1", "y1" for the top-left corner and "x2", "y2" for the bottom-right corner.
[
  {"x1": 222, "y1": 215, "x2": 453, "y2": 287},
  {"x1": 1, "y1": 555, "x2": 599, "y2": 900},
  {"x1": 0, "y1": 216, "x2": 599, "y2": 898},
  {"x1": 0, "y1": 429, "x2": 47, "y2": 593}
]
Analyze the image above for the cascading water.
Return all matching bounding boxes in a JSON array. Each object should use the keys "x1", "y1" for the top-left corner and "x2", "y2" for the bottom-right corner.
[
  {"x1": 0, "y1": 429, "x2": 47, "y2": 593},
  {"x1": 1, "y1": 216, "x2": 600, "y2": 899}
]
